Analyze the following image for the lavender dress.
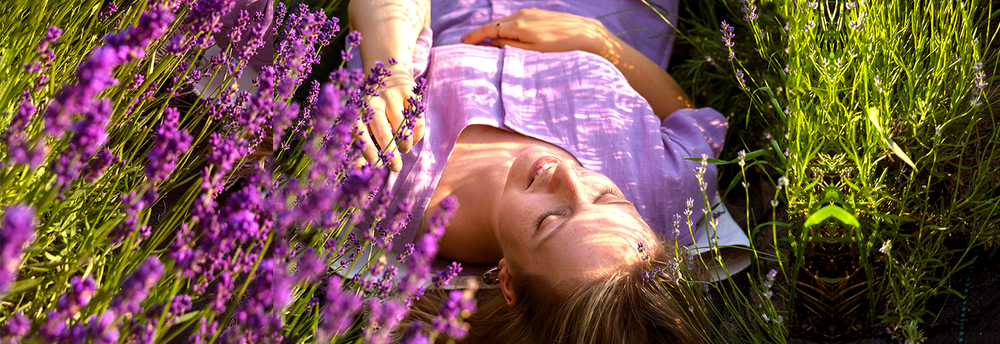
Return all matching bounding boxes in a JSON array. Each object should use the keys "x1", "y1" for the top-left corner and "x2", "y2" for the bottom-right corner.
[{"x1": 358, "y1": 0, "x2": 730, "y2": 256}]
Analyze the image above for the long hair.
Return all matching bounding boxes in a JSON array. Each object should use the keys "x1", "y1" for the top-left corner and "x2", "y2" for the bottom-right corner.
[{"x1": 405, "y1": 237, "x2": 709, "y2": 344}]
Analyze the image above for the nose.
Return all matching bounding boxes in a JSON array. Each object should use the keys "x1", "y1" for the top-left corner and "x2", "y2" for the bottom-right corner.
[{"x1": 547, "y1": 161, "x2": 588, "y2": 202}]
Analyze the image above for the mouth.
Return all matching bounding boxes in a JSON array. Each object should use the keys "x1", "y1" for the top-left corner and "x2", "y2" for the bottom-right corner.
[{"x1": 527, "y1": 156, "x2": 561, "y2": 190}]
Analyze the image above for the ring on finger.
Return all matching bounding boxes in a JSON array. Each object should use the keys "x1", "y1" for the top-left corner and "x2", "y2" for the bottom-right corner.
[{"x1": 495, "y1": 22, "x2": 502, "y2": 36}]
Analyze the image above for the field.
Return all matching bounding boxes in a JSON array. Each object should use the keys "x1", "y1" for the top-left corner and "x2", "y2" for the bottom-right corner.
[{"x1": 0, "y1": 0, "x2": 997, "y2": 343}]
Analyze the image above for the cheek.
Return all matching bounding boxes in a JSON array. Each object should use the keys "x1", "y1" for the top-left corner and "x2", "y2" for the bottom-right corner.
[{"x1": 497, "y1": 196, "x2": 537, "y2": 251}]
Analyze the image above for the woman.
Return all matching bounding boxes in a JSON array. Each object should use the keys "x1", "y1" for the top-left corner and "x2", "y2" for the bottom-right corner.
[{"x1": 348, "y1": 0, "x2": 740, "y2": 342}]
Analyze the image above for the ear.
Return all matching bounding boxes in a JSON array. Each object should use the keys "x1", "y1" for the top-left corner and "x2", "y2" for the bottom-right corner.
[{"x1": 498, "y1": 258, "x2": 518, "y2": 307}]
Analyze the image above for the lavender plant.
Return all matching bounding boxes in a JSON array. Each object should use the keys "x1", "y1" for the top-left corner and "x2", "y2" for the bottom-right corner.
[{"x1": 1, "y1": 1, "x2": 473, "y2": 343}]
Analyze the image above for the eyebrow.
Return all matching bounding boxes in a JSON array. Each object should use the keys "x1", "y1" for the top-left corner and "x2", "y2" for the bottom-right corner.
[{"x1": 539, "y1": 200, "x2": 635, "y2": 246}]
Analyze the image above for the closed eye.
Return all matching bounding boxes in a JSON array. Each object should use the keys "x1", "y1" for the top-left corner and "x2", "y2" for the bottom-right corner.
[
  {"x1": 595, "y1": 187, "x2": 623, "y2": 203},
  {"x1": 535, "y1": 187, "x2": 625, "y2": 230}
]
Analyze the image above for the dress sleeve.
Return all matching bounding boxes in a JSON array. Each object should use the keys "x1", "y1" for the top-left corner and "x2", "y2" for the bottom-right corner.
[{"x1": 660, "y1": 108, "x2": 728, "y2": 159}]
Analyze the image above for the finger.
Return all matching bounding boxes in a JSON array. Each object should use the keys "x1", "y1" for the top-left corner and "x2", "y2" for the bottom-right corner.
[
  {"x1": 462, "y1": 20, "x2": 514, "y2": 45},
  {"x1": 385, "y1": 93, "x2": 411, "y2": 154},
  {"x1": 368, "y1": 100, "x2": 403, "y2": 172},
  {"x1": 411, "y1": 115, "x2": 426, "y2": 149},
  {"x1": 491, "y1": 38, "x2": 533, "y2": 50},
  {"x1": 356, "y1": 118, "x2": 380, "y2": 167},
  {"x1": 388, "y1": 146, "x2": 402, "y2": 172}
]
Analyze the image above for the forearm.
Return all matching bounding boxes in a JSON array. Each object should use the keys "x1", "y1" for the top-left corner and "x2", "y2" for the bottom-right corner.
[
  {"x1": 594, "y1": 35, "x2": 693, "y2": 121},
  {"x1": 348, "y1": 0, "x2": 431, "y2": 80}
]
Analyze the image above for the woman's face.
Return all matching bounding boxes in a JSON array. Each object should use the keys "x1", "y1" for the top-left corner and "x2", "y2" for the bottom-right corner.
[{"x1": 496, "y1": 146, "x2": 657, "y2": 290}]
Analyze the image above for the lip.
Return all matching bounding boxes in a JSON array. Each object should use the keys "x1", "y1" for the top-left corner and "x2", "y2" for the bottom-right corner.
[{"x1": 527, "y1": 156, "x2": 562, "y2": 190}]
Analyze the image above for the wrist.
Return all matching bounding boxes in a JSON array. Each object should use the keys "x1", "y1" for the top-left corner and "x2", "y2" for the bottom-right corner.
[{"x1": 590, "y1": 24, "x2": 623, "y2": 64}]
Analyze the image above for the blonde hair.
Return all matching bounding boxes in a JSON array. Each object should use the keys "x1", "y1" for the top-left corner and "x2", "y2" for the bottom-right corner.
[{"x1": 405, "y1": 237, "x2": 709, "y2": 344}]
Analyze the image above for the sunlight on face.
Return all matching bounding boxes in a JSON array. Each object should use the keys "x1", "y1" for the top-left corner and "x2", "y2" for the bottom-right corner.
[{"x1": 497, "y1": 146, "x2": 658, "y2": 290}]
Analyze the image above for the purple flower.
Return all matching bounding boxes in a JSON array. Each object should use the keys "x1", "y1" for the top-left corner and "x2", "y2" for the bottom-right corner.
[
  {"x1": 111, "y1": 5, "x2": 171, "y2": 56},
  {"x1": 40, "y1": 26, "x2": 62, "y2": 50},
  {"x1": 44, "y1": 46, "x2": 119, "y2": 137},
  {"x1": 0, "y1": 205, "x2": 36, "y2": 294},
  {"x1": 110, "y1": 256, "x2": 164, "y2": 315},
  {"x1": 87, "y1": 310, "x2": 119, "y2": 344},
  {"x1": 5, "y1": 139, "x2": 46, "y2": 168},
  {"x1": 432, "y1": 290, "x2": 476, "y2": 339},
  {"x1": 274, "y1": 6, "x2": 338, "y2": 99},
  {"x1": 720, "y1": 21, "x2": 736, "y2": 61},
  {"x1": 68, "y1": 98, "x2": 112, "y2": 159},
  {"x1": 221, "y1": 258, "x2": 286, "y2": 342},
  {"x1": 397, "y1": 78, "x2": 428, "y2": 142},
  {"x1": 318, "y1": 275, "x2": 364, "y2": 340},
  {"x1": 183, "y1": 0, "x2": 236, "y2": 48},
  {"x1": 146, "y1": 107, "x2": 193, "y2": 183},
  {"x1": 56, "y1": 275, "x2": 97, "y2": 317},
  {"x1": 189, "y1": 318, "x2": 218, "y2": 344},
  {"x1": 740, "y1": 0, "x2": 758, "y2": 21},
  {"x1": 2, "y1": 312, "x2": 31, "y2": 342},
  {"x1": 8, "y1": 98, "x2": 36, "y2": 138},
  {"x1": 339, "y1": 165, "x2": 386, "y2": 209},
  {"x1": 170, "y1": 294, "x2": 193, "y2": 320},
  {"x1": 26, "y1": 25, "x2": 62, "y2": 90},
  {"x1": 432, "y1": 261, "x2": 463, "y2": 287},
  {"x1": 672, "y1": 214, "x2": 682, "y2": 237},
  {"x1": 40, "y1": 8, "x2": 166, "y2": 137},
  {"x1": 735, "y1": 69, "x2": 748, "y2": 91},
  {"x1": 40, "y1": 310, "x2": 68, "y2": 341},
  {"x1": 642, "y1": 266, "x2": 666, "y2": 282},
  {"x1": 81, "y1": 149, "x2": 118, "y2": 182},
  {"x1": 365, "y1": 299, "x2": 408, "y2": 343},
  {"x1": 229, "y1": 10, "x2": 268, "y2": 78},
  {"x1": 293, "y1": 249, "x2": 326, "y2": 283},
  {"x1": 400, "y1": 322, "x2": 429, "y2": 344},
  {"x1": 98, "y1": 2, "x2": 118, "y2": 20},
  {"x1": 398, "y1": 197, "x2": 457, "y2": 300},
  {"x1": 206, "y1": 132, "x2": 248, "y2": 172},
  {"x1": 971, "y1": 62, "x2": 988, "y2": 106},
  {"x1": 765, "y1": 269, "x2": 778, "y2": 286},
  {"x1": 348, "y1": 30, "x2": 363, "y2": 47}
]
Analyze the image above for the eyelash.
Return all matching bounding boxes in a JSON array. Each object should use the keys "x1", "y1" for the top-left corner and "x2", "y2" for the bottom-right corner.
[{"x1": 534, "y1": 187, "x2": 621, "y2": 230}]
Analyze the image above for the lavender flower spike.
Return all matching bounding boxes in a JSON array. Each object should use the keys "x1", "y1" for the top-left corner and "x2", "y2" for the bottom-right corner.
[
  {"x1": 146, "y1": 107, "x2": 193, "y2": 183},
  {"x1": 720, "y1": 20, "x2": 736, "y2": 61},
  {"x1": 432, "y1": 289, "x2": 477, "y2": 339},
  {"x1": 2, "y1": 312, "x2": 31, "y2": 343},
  {"x1": 110, "y1": 256, "x2": 165, "y2": 315},
  {"x1": 0, "y1": 205, "x2": 36, "y2": 295},
  {"x1": 318, "y1": 275, "x2": 363, "y2": 341}
]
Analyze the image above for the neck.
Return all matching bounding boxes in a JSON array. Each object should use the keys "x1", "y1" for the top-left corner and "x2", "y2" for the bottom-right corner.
[{"x1": 429, "y1": 126, "x2": 519, "y2": 264}]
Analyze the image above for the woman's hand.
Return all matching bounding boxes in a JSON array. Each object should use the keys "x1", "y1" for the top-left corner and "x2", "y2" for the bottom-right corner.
[
  {"x1": 349, "y1": 0, "x2": 430, "y2": 172},
  {"x1": 460, "y1": 8, "x2": 614, "y2": 57},
  {"x1": 354, "y1": 72, "x2": 425, "y2": 171},
  {"x1": 462, "y1": 8, "x2": 693, "y2": 120}
]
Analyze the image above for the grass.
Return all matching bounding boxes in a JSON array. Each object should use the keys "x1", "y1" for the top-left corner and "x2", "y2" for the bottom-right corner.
[{"x1": 666, "y1": 0, "x2": 999, "y2": 342}]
